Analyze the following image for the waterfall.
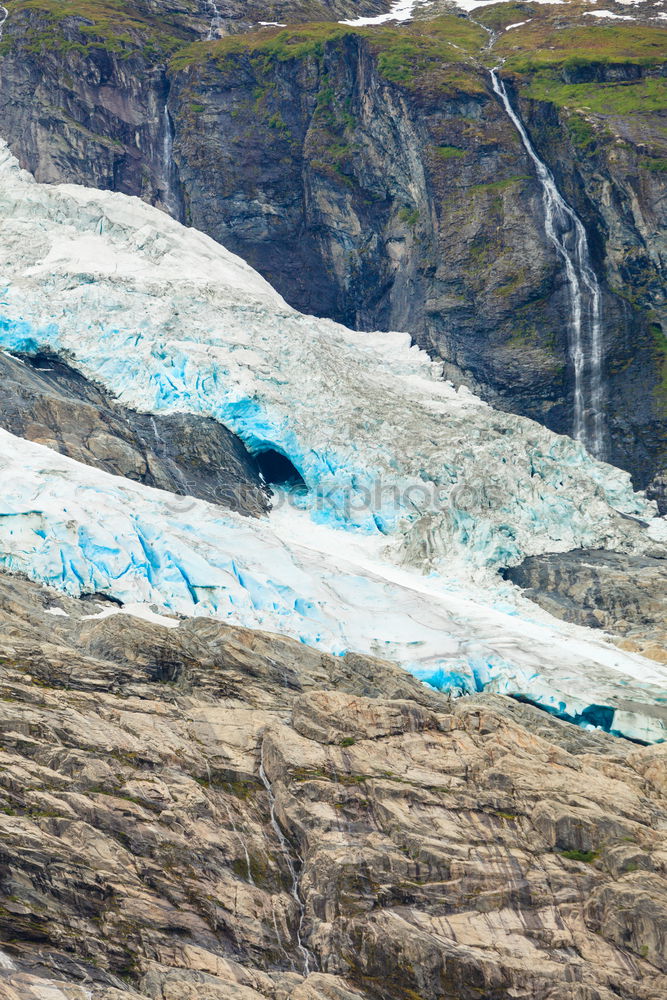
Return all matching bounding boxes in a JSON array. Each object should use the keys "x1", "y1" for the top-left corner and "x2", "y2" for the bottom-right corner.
[
  {"x1": 161, "y1": 102, "x2": 179, "y2": 218},
  {"x1": 490, "y1": 68, "x2": 605, "y2": 460},
  {"x1": 149, "y1": 415, "x2": 163, "y2": 455},
  {"x1": 259, "y1": 741, "x2": 314, "y2": 976},
  {"x1": 205, "y1": 0, "x2": 222, "y2": 39}
]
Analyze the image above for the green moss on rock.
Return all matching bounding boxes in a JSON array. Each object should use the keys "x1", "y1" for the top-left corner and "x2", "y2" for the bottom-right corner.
[
  {"x1": 522, "y1": 73, "x2": 667, "y2": 117},
  {"x1": 2, "y1": 0, "x2": 188, "y2": 58},
  {"x1": 433, "y1": 145, "x2": 465, "y2": 159},
  {"x1": 171, "y1": 17, "x2": 487, "y2": 98},
  {"x1": 498, "y1": 22, "x2": 667, "y2": 73}
]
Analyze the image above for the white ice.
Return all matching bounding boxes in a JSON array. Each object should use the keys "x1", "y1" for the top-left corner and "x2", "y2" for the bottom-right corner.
[
  {"x1": 0, "y1": 141, "x2": 655, "y2": 587},
  {"x1": 0, "y1": 428, "x2": 664, "y2": 743}
]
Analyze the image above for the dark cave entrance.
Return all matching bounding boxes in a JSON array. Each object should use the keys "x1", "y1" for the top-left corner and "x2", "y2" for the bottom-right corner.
[{"x1": 256, "y1": 449, "x2": 307, "y2": 491}]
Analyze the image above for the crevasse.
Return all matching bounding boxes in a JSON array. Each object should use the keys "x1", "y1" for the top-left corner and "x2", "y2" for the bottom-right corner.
[{"x1": 0, "y1": 427, "x2": 664, "y2": 743}]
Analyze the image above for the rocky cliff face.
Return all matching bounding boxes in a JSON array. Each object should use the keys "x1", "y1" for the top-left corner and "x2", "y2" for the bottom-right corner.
[
  {"x1": 0, "y1": 4, "x2": 664, "y2": 484},
  {"x1": 0, "y1": 572, "x2": 665, "y2": 1000},
  {"x1": 505, "y1": 547, "x2": 667, "y2": 664},
  {"x1": 0, "y1": 352, "x2": 269, "y2": 516}
]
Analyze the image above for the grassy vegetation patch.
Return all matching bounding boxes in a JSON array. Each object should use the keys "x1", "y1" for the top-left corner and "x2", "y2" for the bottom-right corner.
[
  {"x1": 398, "y1": 206, "x2": 420, "y2": 226},
  {"x1": 523, "y1": 73, "x2": 667, "y2": 116},
  {"x1": 470, "y1": 175, "x2": 529, "y2": 192},
  {"x1": 475, "y1": 2, "x2": 538, "y2": 32},
  {"x1": 369, "y1": 17, "x2": 486, "y2": 89},
  {"x1": 642, "y1": 156, "x2": 667, "y2": 172},
  {"x1": 3, "y1": 0, "x2": 187, "y2": 57},
  {"x1": 559, "y1": 848, "x2": 599, "y2": 863},
  {"x1": 171, "y1": 22, "x2": 352, "y2": 71},
  {"x1": 650, "y1": 322, "x2": 667, "y2": 414},
  {"x1": 433, "y1": 145, "x2": 465, "y2": 159},
  {"x1": 497, "y1": 22, "x2": 667, "y2": 72},
  {"x1": 565, "y1": 113, "x2": 596, "y2": 149},
  {"x1": 171, "y1": 16, "x2": 487, "y2": 97}
]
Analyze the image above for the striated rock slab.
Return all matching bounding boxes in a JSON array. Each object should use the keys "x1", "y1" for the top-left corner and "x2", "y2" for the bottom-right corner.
[
  {"x1": 0, "y1": 573, "x2": 665, "y2": 999},
  {"x1": 506, "y1": 548, "x2": 667, "y2": 661}
]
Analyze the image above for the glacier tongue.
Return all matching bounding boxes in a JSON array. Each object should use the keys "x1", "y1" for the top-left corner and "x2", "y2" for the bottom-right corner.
[
  {"x1": 0, "y1": 140, "x2": 655, "y2": 579},
  {"x1": 0, "y1": 140, "x2": 664, "y2": 743},
  {"x1": 0, "y1": 427, "x2": 665, "y2": 744}
]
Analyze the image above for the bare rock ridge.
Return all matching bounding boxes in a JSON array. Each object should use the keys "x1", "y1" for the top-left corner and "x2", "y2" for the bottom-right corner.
[
  {"x1": 505, "y1": 548, "x2": 667, "y2": 664},
  {"x1": 0, "y1": 573, "x2": 665, "y2": 1000},
  {"x1": 0, "y1": 3, "x2": 664, "y2": 484},
  {"x1": 0, "y1": 351, "x2": 269, "y2": 516}
]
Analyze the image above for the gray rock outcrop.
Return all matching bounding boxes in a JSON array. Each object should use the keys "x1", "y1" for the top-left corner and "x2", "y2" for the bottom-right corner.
[
  {"x1": 506, "y1": 547, "x2": 667, "y2": 664},
  {"x1": 0, "y1": 573, "x2": 664, "y2": 999},
  {"x1": 0, "y1": 351, "x2": 269, "y2": 516}
]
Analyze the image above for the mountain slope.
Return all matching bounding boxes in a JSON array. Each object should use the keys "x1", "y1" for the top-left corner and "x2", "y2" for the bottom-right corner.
[
  {"x1": 0, "y1": 4, "x2": 665, "y2": 996},
  {"x1": 0, "y1": 573, "x2": 665, "y2": 1000},
  {"x1": 0, "y1": 140, "x2": 664, "y2": 741},
  {"x1": 0, "y1": 1, "x2": 664, "y2": 482}
]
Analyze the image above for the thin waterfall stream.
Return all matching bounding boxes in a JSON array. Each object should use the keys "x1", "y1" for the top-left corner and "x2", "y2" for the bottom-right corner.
[
  {"x1": 161, "y1": 101, "x2": 179, "y2": 218},
  {"x1": 259, "y1": 740, "x2": 314, "y2": 976},
  {"x1": 489, "y1": 67, "x2": 606, "y2": 459},
  {"x1": 205, "y1": 0, "x2": 222, "y2": 39}
]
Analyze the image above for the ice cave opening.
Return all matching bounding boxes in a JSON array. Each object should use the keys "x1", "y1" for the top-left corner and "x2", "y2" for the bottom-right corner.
[{"x1": 256, "y1": 449, "x2": 307, "y2": 491}]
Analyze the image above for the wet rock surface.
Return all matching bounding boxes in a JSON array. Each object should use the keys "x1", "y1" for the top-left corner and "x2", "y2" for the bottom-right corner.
[
  {"x1": 0, "y1": 6, "x2": 663, "y2": 483},
  {"x1": 506, "y1": 547, "x2": 667, "y2": 663},
  {"x1": 0, "y1": 573, "x2": 665, "y2": 999},
  {"x1": 0, "y1": 352, "x2": 269, "y2": 516}
]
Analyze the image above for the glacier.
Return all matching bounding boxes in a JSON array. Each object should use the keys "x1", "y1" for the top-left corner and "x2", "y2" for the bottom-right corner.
[
  {"x1": 0, "y1": 427, "x2": 665, "y2": 743},
  {"x1": 0, "y1": 141, "x2": 655, "y2": 578},
  {"x1": 0, "y1": 140, "x2": 664, "y2": 742}
]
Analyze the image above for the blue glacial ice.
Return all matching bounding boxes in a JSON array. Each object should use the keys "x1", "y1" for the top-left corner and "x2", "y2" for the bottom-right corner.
[
  {"x1": 0, "y1": 429, "x2": 665, "y2": 743},
  {"x1": 0, "y1": 141, "x2": 656, "y2": 577},
  {"x1": 0, "y1": 141, "x2": 664, "y2": 743}
]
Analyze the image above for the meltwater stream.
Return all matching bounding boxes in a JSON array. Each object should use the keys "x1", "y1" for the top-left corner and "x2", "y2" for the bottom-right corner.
[
  {"x1": 490, "y1": 69, "x2": 606, "y2": 459},
  {"x1": 259, "y1": 742, "x2": 315, "y2": 976},
  {"x1": 161, "y1": 102, "x2": 179, "y2": 218},
  {"x1": 205, "y1": 0, "x2": 222, "y2": 39}
]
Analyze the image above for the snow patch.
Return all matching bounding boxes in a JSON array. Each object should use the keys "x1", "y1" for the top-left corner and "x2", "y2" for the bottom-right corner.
[
  {"x1": 341, "y1": 0, "x2": 419, "y2": 26},
  {"x1": 453, "y1": 0, "x2": 563, "y2": 11},
  {"x1": 584, "y1": 9, "x2": 636, "y2": 18},
  {"x1": 82, "y1": 602, "x2": 181, "y2": 628}
]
